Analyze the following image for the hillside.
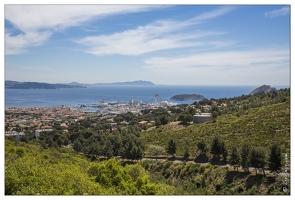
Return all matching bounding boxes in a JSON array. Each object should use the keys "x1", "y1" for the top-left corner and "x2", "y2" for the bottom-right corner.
[
  {"x1": 5, "y1": 139, "x2": 288, "y2": 195},
  {"x1": 5, "y1": 140, "x2": 174, "y2": 195},
  {"x1": 141, "y1": 101, "x2": 290, "y2": 156},
  {"x1": 142, "y1": 159, "x2": 288, "y2": 195}
]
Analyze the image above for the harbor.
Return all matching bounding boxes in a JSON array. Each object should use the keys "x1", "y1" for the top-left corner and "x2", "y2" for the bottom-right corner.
[{"x1": 76, "y1": 95, "x2": 178, "y2": 116}]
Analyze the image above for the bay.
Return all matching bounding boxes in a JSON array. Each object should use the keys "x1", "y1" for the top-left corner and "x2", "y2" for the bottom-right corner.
[{"x1": 4, "y1": 85, "x2": 288, "y2": 108}]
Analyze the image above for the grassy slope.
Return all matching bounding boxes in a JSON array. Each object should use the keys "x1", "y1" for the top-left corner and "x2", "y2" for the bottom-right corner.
[{"x1": 141, "y1": 102, "x2": 290, "y2": 156}]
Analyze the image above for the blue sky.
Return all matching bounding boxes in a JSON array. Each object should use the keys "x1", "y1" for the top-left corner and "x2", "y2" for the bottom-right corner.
[{"x1": 4, "y1": 4, "x2": 291, "y2": 85}]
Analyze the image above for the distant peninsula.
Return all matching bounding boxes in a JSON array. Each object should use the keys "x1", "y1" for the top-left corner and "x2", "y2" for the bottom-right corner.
[
  {"x1": 170, "y1": 94, "x2": 207, "y2": 101},
  {"x1": 249, "y1": 85, "x2": 277, "y2": 95},
  {"x1": 5, "y1": 81, "x2": 86, "y2": 89},
  {"x1": 5, "y1": 80, "x2": 156, "y2": 89},
  {"x1": 93, "y1": 80, "x2": 155, "y2": 86}
]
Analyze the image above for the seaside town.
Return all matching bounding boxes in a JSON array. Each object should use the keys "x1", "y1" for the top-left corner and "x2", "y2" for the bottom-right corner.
[{"x1": 4, "y1": 98, "x2": 190, "y2": 139}]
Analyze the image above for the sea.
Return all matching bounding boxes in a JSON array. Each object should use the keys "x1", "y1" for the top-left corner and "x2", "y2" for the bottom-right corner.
[{"x1": 4, "y1": 85, "x2": 289, "y2": 108}]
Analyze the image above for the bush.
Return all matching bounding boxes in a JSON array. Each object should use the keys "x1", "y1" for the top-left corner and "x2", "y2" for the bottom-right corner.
[
  {"x1": 201, "y1": 175, "x2": 206, "y2": 188},
  {"x1": 163, "y1": 161, "x2": 173, "y2": 170},
  {"x1": 16, "y1": 147, "x2": 25, "y2": 157},
  {"x1": 199, "y1": 165, "x2": 205, "y2": 174},
  {"x1": 205, "y1": 163, "x2": 212, "y2": 168},
  {"x1": 87, "y1": 165, "x2": 99, "y2": 177},
  {"x1": 194, "y1": 175, "x2": 203, "y2": 188},
  {"x1": 163, "y1": 168, "x2": 173, "y2": 178},
  {"x1": 215, "y1": 183, "x2": 222, "y2": 191},
  {"x1": 247, "y1": 185, "x2": 258, "y2": 195},
  {"x1": 237, "y1": 185, "x2": 244, "y2": 193},
  {"x1": 188, "y1": 163, "x2": 199, "y2": 174}
]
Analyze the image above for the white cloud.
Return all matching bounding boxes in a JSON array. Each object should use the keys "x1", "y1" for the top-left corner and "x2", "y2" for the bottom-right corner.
[
  {"x1": 77, "y1": 27, "x2": 228, "y2": 56},
  {"x1": 4, "y1": 5, "x2": 162, "y2": 54},
  {"x1": 144, "y1": 49, "x2": 289, "y2": 68},
  {"x1": 76, "y1": 6, "x2": 235, "y2": 56},
  {"x1": 188, "y1": 6, "x2": 235, "y2": 22},
  {"x1": 265, "y1": 6, "x2": 290, "y2": 18},
  {"x1": 142, "y1": 49, "x2": 290, "y2": 85},
  {"x1": 5, "y1": 31, "x2": 51, "y2": 54}
]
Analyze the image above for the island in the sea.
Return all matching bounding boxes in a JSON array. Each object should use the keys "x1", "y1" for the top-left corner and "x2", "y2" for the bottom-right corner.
[{"x1": 170, "y1": 94, "x2": 207, "y2": 101}]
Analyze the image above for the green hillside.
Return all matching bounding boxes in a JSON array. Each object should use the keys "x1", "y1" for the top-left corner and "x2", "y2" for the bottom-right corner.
[
  {"x1": 141, "y1": 101, "x2": 290, "y2": 156},
  {"x1": 5, "y1": 140, "x2": 174, "y2": 195}
]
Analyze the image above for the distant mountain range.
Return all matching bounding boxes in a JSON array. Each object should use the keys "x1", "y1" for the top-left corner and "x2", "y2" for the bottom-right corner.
[
  {"x1": 5, "y1": 81, "x2": 86, "y2": 89},
  {"x1": 5, "y1": 80, "x2": 155, "y2": 89},
  {"x1": 93, "y1": 80, "x2": 155, "y2": 86}
]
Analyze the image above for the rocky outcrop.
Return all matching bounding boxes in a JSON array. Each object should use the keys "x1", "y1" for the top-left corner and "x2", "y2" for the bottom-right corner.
[{"x1": 249, "y1": 85, "x2": 277, "y2": 95}]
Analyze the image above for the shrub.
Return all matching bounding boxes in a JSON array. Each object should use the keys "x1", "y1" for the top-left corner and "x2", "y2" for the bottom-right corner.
[
  {"x1": 163, "y1": 168, "x2": 173, "y2": 178},
  {"x1": 237, "y1": 185, "x2": 244, "y2": 193},
  {"x1": 188, "y1": 163, "x2": 199, "y2": 174},
  {"x1": 205, "y1": 163, "x2": 212, "y2": 168},
  {"x1": 194, "y1": 175, "x2": 203, "y2": 188},
  {"x1": 204, "y1": 169, "x2": 210, "y2": 177},
  {"x1": 87, "y1": 165, "x2": 99, "y2": 177},
  {"x1": 247, "y1": 185, "x2": 257, "y2": 195},
  {"x1": 16, "y1": 147, "x2": 25, "y2": 157},
  {"x1": 199, "y1": 165, "x2": 205, "y2": 174},
  {"x1": 201, "y1": 175, "x2": 206, "y2": 188},
  {"x1": 215, "y1": 183, "x2": 222, "y2": 191},
  {"x1": 163, "y1": 161, "x2": 173, "y2": 170}
]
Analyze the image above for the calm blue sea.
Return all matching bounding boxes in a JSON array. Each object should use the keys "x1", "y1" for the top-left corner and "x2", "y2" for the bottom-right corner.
[{"x1": 4, "y1": 85, "x2": 289, "y2": 108}]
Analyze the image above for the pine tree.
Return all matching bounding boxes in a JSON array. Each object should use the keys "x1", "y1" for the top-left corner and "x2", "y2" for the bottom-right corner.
[
  {"x1": 268, "y1": 144, "x2": 282, "y2": 172},
  {"x1": 197, "y1": 139, "x2": 207, "y2": 156},
  {"x1": 125, "y1": 141, "x2": 134, "y2": 160},
  {"x1": 210, "y1": 136, "x2": 221, "y2": 159},
  {"x1": 220, "y1": 140, "x2": 227, "y2": 162},
  {"x1": 240, "y1": 143, "x2": 250, "y2": 172},
  {"x1": 178, "y1": 113, "x2": 193, "y2": 124},
  {"x1": 167, "y1": 139, "x2": 176, "y2": 157},
  {"x1": 148, "y1": 145, "x2": 165, "y2": 160},
  {"x1": 73, "y1": 140, "x2": 82, "y2": 152},
  {"x1": 184, "y1": 148, "x2": 190, "y2": 160},
  {"x1": 249, "y1": 147, "x2": 267, "y2": 176},
  {"x1": 103, "y1": 140, "x2": 113, "y2": 159},
  {"x1": 210, "y1": 136, "x2": 226, "y2": 160},
  {"x1": 229, "y1": 146, "x2": 240, "y2": 171},
  {"x1": 135, "y1": 146, "x2": 143, "y2": 160},
  {"x1": 155, "y1": 117, "x2": 161, "y2": 127}
]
